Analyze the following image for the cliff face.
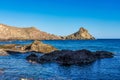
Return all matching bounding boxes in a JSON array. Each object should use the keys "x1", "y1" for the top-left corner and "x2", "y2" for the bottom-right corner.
[
  {"x1": 0, "y1": 24, "x2": 61, "y2": 40},
  {"x1": 64, "y1": 27, "x2": 95, "y2": 40}
]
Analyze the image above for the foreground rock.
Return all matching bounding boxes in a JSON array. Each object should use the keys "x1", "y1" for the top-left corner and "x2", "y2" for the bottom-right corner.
[
  {"x1": 26, "y1": 49, "x2": 114, "y2": 66},
  {"x1": 24, "y1": 40, "x2": 57, "y2": 53},
  {"x1": 26, "y1": 53, "x2": 38, "y2": 63},
  {"x1": 63, "y1": 27, "x2": 95, "y2": 40},
  {"x1": 0, "y1": 40, "x2": 57, "y2": 55}
]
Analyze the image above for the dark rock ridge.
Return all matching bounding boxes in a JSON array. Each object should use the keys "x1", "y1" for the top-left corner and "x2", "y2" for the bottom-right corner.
[
  {"x1": 63, "y1": 27, "x2": 95, "y2": 40},
  {"x1": 0, "y1": 24, "x2": 61, "y2": 40},
  {"x1": 0, "y1": 24, "x2": 95, "y2": 40},
  {"x1": 26, "y1": 49, "x2": 114, "y2": 66}
]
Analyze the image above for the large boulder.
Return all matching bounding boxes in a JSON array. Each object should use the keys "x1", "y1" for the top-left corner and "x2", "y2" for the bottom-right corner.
[
  {"x1": 25, "y1": 40, "x2": 57, "y2": 53},
  {"x1": 38, "y1": 49, "x2": 96, "y2": 65},
  {"x1": 26, "y1": 49, "x2": 114, "y2": 66}
]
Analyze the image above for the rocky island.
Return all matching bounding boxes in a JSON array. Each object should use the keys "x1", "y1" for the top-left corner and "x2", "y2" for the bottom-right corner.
[
  {"x1": 0, "y1": 24, "x2": 95, "y2": 40},
  {"x1": 64, "y1": 27, "x2": 95, "y2": 40}
]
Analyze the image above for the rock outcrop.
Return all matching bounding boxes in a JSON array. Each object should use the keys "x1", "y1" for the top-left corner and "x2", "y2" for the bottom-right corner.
[
  {"x1": 26, "y1": 49, "x2": 114, "y2": 66},
  {"x1": 24, "y1": 40, "x2": 57, "y2": 53},
  {"x1": 0, "y1": 24, "x2": 61, "y2": 40},
  {"x1": 0, "y1": 44, "x2": 26, "y2": 53},
  {"x1": 0, "y1": 40, "x2": 57, "y2": 54},
  {"x1": 64, "y1": 27, "x2": 95, "y2": 40}
]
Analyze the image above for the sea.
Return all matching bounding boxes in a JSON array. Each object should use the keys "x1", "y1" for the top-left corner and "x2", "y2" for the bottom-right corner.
[{"x1": 0, "y1": 39, "x2": 120, "y2": 80}]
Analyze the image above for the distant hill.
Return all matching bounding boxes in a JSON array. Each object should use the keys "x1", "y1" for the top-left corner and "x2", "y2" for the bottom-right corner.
[
  {"x1": 0, "y1": 24, "x2": 95, "y2": 40},
  {"x1": 0, "y1": 24, "x2": 61, "y2": 40},
  {"x1": 63, "y1": 27, "x2": 95, "y2": 40}
]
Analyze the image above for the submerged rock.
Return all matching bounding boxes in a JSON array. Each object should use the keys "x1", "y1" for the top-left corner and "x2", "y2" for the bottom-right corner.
[
  {"x1": 20, "y1": 78, "x2": 28, "y2": 80},
  {"x1": 94, "y1": 51, "x2": 114, "y2": 58},
  {"x1": 0, "y1": 49, "x2": 9, "y2": 56},
  {"x1": 0, "y1": 68, "x2": 5, "y2": 74},
  {"x1": 26, "y1": 49, "x2": 114, "y2": 66}
]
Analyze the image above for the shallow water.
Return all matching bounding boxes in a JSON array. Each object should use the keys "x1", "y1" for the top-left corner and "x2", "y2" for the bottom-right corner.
[{"x1": 0, "y1": 39, "x2": 120, "y2": 80}]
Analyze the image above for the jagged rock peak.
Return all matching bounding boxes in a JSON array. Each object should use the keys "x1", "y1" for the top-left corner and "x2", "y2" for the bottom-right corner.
[
  {"x1": 79, "y1": 27, "x2": 88, "y2": 33},
  {"x1": 64, "y1": 27, "x2": 95, "y2": 40}
]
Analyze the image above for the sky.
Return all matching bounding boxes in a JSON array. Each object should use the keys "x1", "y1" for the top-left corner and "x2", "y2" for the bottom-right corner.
[{"x1": 0, "y1": 0, "x2": 120, "y2": 38}]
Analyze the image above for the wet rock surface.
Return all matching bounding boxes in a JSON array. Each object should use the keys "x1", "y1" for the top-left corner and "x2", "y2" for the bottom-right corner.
[
  {"x1": 0, "y1": 40, "x2": 57, "y2": 55},
  {"x1": 24, "y1": 40, "x2": 57, "y2": 53},
  {"x1": 0, "y1": 49, "x2": 9, "y2": 56},
  {"x1": 26, "y1": 49, "x2": 114, "y2": 66},
  {"x1": 26, "y1": 53, "x2": 38, "y2": 63}
]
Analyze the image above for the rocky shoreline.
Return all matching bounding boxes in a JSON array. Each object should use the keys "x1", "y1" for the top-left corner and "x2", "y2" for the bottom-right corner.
[
  {"x1": 0, "y1": 40, "x2": 114, "y2": 66},
  {"x1": 0, "y1": 40, "x2": 57, "y2": 55}
]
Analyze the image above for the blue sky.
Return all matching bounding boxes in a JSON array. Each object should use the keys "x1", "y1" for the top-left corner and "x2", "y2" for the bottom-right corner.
[{"x1": 0, "y1": 0, "x2": 120, "y2": 38}]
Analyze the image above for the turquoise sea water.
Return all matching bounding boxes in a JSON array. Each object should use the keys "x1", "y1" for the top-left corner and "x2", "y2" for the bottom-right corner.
[{"x1": 0, "y1": 39, "x2": 120, "y2": 80}]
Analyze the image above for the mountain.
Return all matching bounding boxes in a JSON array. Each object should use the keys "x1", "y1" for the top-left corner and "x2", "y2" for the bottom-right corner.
[
  {"x1": 0, "y1": 24, "x2": 61, "y2": 40},
  {"x1": 63, "y1": 27, "x2": 95, "y2": 40}
]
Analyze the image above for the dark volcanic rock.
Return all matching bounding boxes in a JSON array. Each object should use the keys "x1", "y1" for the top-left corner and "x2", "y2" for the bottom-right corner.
[
  {"x1": 26, "y1": 49, "x2": 114, "y2": 66},
  {"x1": 26, "y1": 53, "x2": 38, "y2": 63},
  {"x1": 94, "y1": 51, "x2": 114, "y2": 58}
]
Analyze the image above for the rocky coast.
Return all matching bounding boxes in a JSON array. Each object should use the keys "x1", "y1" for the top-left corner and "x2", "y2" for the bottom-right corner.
[
  {"x1": 0, "y1": 24, "x2": 114, "y2": 66},
  {"x1": 0, "y1": 40, "x2": 114, "y2": 66}
]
